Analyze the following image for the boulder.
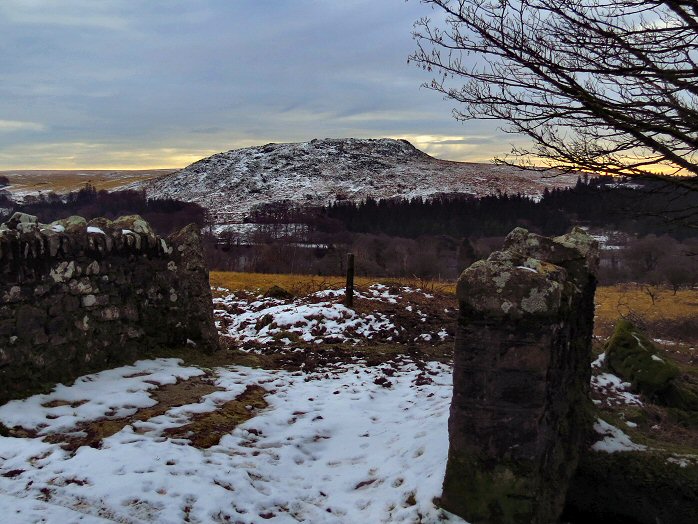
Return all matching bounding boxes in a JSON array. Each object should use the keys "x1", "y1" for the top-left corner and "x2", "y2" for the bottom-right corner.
[
  {"x1": 606, "y1": 320, "x2": 698, "y2": 411},
  {"x1": 7, "y1": 212, "x2": 38, "y2": 233},
  {"x1": 50, "y1": 215, "x2": 87, "y2": 234},
  {"x1": 264, "y1": 285, "x2": 294, "y2": 300},
  {"x1": 440, "y1": 227, "x2": 599, "y2": 524},
  {"x1": 565, "y1": 446, "x2": 698, "y2": 524}
]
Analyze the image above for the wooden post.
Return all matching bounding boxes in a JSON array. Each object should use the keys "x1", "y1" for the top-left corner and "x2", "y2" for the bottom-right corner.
[{"x1": 345, "y1": 253, "x2": 355, "y2": 307}]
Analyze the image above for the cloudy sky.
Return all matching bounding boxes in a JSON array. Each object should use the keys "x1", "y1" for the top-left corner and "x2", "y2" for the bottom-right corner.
[{"x1": 0, "y1": 0, "x2": 514, "y2": 169}]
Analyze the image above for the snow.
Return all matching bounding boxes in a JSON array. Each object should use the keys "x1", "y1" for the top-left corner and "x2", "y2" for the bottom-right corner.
[
  {"x1": 215, "y1": 294, "x2": 395, "y2": 346},
  {"x1": 0, "y1": 360, "x2": 463, "y2": 523},
  {"x1": 142, "y1": 138, "x2": 578, "y2": 225},
  {"x1": 667, "y1": 456, "x2": 695, "y2": 468},
  {"x1": 213, "y1": 284, "x2": 445, "y2": 347},
  {"x1": 653, "y1": 338, "x2": 677, "y2": 346},
  {"x1": 0, "y1": 359, "x2": 203, "y2": 436},
  {"x1": 591, "y1": 352, "x2": 606, "y2": 369},
  {"x1": 49, "y1": 224, "x2": 65, "y2": 233},
  {"x1": 0, "y1": 492, "x2": 113, "y2": 523},
  {"x1": 515, "y1": 265, "x2": 537, "y2": 273},
  {"x1": 591, "y1": 419, "x2": 647, "y2": 453},
  {"x1": 86, "y1": 226, "x2": 105, "y2": 234},
  {"x1": 591, "y1": 372, "x2": 643, "y2": 406}
]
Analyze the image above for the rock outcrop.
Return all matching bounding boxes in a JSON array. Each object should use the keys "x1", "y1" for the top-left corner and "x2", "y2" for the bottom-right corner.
[
  {"x1": 0, "y1": 213, "x2": 218, "y2": 403},
  {"x1": 440, "y1": 227, "x2": 599, "y2": 523}
]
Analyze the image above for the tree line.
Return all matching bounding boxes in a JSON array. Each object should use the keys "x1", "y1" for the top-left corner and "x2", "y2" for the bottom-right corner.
[
  {"x1": 0, "y1": 184, "x2": 206, "y2": 236},
  {"x1": 248, "y1": 176, "x2": 698, "y2": 240}
]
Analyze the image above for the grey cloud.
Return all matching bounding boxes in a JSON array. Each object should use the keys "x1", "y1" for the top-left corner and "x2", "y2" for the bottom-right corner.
[{"x1": 0, "y1": 0, "x2": 509, "y2": 168}]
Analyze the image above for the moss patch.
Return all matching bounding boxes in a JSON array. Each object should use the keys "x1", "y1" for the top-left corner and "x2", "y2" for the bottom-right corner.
[
  {"x1": 606, "y1": 320, "x2": 681, "y2": 400},
  {"x1": 605, "y1": 320, "x2": 698, "y2": 412},
  {"x1": 440, "y1": 450, "x2": 542, "y2": 524}
]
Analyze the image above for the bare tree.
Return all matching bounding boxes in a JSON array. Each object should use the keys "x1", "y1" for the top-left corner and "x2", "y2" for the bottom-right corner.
[{"x1": 410, "y1": 1, "x2": 698, "y2": 185}]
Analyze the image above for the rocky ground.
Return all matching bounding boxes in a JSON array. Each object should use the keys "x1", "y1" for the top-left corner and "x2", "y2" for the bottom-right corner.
[{"x1": 0, "y1": 283, "x2": 696, "y2": 523}]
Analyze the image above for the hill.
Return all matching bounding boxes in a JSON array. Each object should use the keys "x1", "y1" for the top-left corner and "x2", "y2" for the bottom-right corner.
[{"x1": 144, "y1": 138, "x2": 578, "y2": 224}]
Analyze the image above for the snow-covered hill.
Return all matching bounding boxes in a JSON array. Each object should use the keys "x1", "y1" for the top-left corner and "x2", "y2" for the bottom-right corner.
[{"x1": 144, "y1": 138, "x2": 578, "y2": 224}]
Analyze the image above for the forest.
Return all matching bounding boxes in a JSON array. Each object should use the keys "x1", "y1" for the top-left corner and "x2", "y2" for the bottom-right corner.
[
  {"x1": 1, "y1": 176, "x2": 696, "y2": 288},
  {"x1": 213, "y1": 176, "x2": 698, "y2": 286},
  {"x1": 0, "y1": 184, "x2": 206, "y2": 236}
]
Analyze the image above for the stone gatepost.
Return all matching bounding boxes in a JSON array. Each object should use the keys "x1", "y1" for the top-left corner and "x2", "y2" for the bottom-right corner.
[{"x1": 440, "y1": 227, "x2": 599, "y2": 524}]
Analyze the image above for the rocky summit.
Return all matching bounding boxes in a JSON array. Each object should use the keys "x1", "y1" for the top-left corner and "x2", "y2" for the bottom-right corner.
[{"x1": 144, "y1": 138, "x2": 578, "y2": 224}]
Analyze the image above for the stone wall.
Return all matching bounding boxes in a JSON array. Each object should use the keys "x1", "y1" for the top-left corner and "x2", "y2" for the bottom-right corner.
[
  {"x1": 0, "y1": 213, "x2": 218, "y2": 403},
  {"x1": 440, "y1": 227, "x2": 599, "y2": 524}
]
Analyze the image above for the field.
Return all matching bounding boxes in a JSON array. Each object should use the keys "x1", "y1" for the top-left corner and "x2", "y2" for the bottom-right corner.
[
  {"x1": 211, "y1": 271, "x2": 698, "y2": 344},
  {"x1": 0, "y1": 169, "x2": 175, "y2": 198},
  {"x1": 210, "y1": 271, "x2": 456, "y2": 296}
]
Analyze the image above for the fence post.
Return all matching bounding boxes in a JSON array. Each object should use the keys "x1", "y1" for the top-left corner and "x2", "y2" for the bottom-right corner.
[{"x1": 345, "y1": 253, "x2": 355, "y2": 307}]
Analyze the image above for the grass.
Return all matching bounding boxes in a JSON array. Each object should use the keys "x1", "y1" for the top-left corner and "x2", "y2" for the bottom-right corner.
[
  {"x1": 595, "y1": 284, "x2": 698, "y2": 342},
  {"x1": 41, "y1": 375, "x2": 222, "y2": 450},
  {"x1": 163, "y1": 385, "x2": 268, "y2": 448},
  {"x1": 595, "y1": 284, "x2": 698, "y2": 323}
]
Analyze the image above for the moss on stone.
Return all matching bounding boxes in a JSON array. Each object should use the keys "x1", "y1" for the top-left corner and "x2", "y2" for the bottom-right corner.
[
  {"x1": 606, "y1": 320, "x2": 679, "y2": 397},
  {"x1": 565, "y1": 449, "x2": 698, "y2": 524},
  {"x1": 606, "y1": 320, "x2": 698, "y2": 412},
  {"x1": 440, "y1": 450, "x2": 546, "y2": 524},
  {"x1": 51, "y1": 215, "x2": 87, "y2": 234}
]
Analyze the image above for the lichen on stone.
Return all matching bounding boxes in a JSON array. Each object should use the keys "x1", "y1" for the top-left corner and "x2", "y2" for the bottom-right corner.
[{"x1": 442, "y1": 227, "x2": 600, "y2": 524}]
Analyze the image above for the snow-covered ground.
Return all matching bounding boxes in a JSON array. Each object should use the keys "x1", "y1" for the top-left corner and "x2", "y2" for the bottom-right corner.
[
  {"x1": 215, "y1": 290, "x2": 396, "y2": 346},
  {"x1": 0, "y1": 284, "x2": 662, "y2": 523},
  {"x1": 214, "y1": 284, "x2": 452, "y2": 348},
  {"x1": 0, "y1": 359, "x2": 462, "y2": 524}
]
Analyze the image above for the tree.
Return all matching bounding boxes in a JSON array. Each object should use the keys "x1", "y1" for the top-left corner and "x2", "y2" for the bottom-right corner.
[{"x1": 410, "y1": 1, "x2": 698, "y2": 184}]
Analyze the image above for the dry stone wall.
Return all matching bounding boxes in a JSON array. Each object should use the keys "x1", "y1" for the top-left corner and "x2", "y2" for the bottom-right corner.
[
  {"x1": 0, "y1": 213, "x2": 218, "y2": 403},
  {"x1": 441, "y1": 227, "x2": 599, "y2": 524}
]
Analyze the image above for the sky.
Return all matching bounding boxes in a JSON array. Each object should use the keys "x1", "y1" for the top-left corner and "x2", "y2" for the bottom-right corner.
[{"x1": 0, "y1": 0, "x2": 515, "y2": 169}]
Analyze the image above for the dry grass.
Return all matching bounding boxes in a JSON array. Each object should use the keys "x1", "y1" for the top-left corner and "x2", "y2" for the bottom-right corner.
[
  {"x1": 595, "y1": 284, "x2": 698, "y2": 322},
  {"x1": 1, "y1": 169, "x2": 175, "y2": 195},
  {"x1": 43, "y1": 375, "x2": 222, "y2": 450},
  {"x1": 163, "y1": 385, "x2": 268, "y2": 448},
  {"x1": 209, "y1": 271, "x2": 456, "y2": 296},
  {"x1": 595, "y1": 284, "x2": 698, "y2": 341}
]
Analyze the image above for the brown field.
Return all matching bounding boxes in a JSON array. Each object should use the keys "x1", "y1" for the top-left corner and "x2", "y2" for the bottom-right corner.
[
  {"x1": 211, "y1": 271, "x2": 698, "y2": 343},
  {"x1": 595, "y1": 284, "x2": 698, "y2": 343},
  {"x1": 0, "y1": 169, "x2": 176, "y2": 196},
  {"x1": 209, "y1": 271, "x2": 457, "y2": 296}
]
